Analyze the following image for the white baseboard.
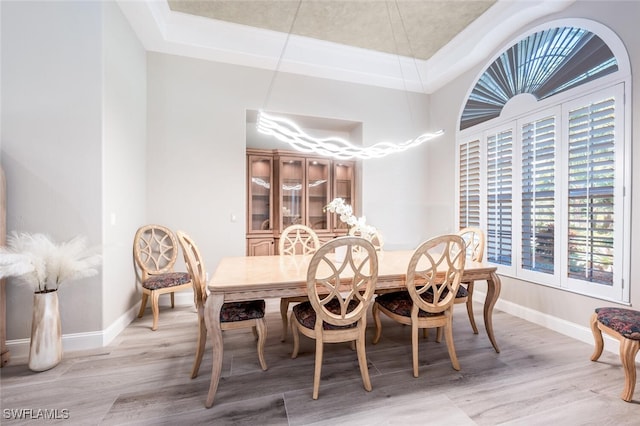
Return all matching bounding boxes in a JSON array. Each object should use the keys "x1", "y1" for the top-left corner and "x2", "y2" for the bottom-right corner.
[
  {"x1": 474, "y1": 290, "x2": 632, "y2": 359},
  {"x1": 6, "y1": 291, "x2": 195, "y2": 362}
]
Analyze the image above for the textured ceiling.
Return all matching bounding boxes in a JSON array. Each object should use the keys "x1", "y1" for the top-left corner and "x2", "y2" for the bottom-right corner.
[{"x1": 167, "y1": 0, "x2": 496, "y2": 60}]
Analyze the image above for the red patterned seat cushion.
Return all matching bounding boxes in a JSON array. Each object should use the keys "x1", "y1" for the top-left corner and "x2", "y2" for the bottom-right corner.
[
  {"x1": 375, "y1": 291, "x2": 445, "y2": 318},
  {"x1": 595, "y1": 307, "x2": 640, "y2": 340},
  {"x1": 293, "y1": 299, "x2": 359, "y2": 330},
  {"x1": 221, "y1": 300, "x2": 266, "y2": 323},
  {"x1": 142, "y1": 272, "x2": 191, "y2": 290}
]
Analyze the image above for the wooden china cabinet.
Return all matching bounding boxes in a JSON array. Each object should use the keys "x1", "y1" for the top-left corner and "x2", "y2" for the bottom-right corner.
[{"x1": 246, "y1": 149, "x2": 357, "y2": 255}]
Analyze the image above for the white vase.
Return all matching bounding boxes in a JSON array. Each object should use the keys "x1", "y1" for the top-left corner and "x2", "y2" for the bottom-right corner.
[{"x1": 28, "y1": 290, "x2": 62, "y2": 372}]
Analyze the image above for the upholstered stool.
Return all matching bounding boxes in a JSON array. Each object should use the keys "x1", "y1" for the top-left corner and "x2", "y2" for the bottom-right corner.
[{"x1": 590, "y1": 307, "x2": 640, "y2": 402}]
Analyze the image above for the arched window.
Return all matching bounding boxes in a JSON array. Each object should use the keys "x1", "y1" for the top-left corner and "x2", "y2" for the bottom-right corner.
[
  {"x1": 460, "y1": 27, "x2": 618, "y2": 130},
  {"x1": 457, "y1": 20, "x2": 630, "y2": 302}
]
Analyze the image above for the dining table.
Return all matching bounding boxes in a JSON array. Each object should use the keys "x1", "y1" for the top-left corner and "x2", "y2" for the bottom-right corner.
[{"x1": 204, "y1": 249, "x2": 502, "y2": 408}]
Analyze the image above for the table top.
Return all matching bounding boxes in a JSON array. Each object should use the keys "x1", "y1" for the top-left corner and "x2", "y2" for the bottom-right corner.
[{"x1": 208, "y1": 250, "x2": 496, "y2": 294}]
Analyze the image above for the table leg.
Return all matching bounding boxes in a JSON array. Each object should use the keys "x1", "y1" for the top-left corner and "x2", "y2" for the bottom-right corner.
[
  {"x1": 483, "y1": 271, "x2": 502, "y2": 353},
  {"x1": 204, "y1": 293, "x2": 224, "y2": 408}
]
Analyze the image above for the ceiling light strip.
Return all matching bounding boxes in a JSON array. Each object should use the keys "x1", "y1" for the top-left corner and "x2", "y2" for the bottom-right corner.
[{"x1": 257, "y1": 110, "x2": 443, "y2": 160}]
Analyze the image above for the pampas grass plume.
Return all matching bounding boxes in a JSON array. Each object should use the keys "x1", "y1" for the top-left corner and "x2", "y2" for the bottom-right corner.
[{"x1": 0, "y1": 232, "x2": 102, "y2": 292}]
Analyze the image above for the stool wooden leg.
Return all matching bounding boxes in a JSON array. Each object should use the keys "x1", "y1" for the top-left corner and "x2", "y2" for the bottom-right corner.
[
  {"x1": 590, "y1": 313, "x2": 604, "y2": 361},
  {"x1": 619, "y1": 337, "x2": 639, "y2": 402}
]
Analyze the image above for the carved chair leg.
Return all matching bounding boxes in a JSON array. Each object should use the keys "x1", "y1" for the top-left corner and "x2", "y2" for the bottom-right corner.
[
  {"x1": 137, "y1": 293, "x2": 148, "y2": 318},
  {"x1": 280, "y1": 299, "x2": 290, "y2": 342},
  {"x1": 411, "y1": 323, "x2": 420, "y2": 378},
  {"x1": 191, "y1": 313, "x2": 207, "y2": 379},
  {"x1": 291, "y1": 313, "x2": 300, "y2": 359},
  {"x1": 151, "y1": 291, "x2": 160, "y2": 331},
  {"x1": 170, "y1": 292, "x2": 175, "y2": 309},
  {"x1": 372, "y1": 303, "x2": 382, "y2": 344},
  {"x1": 444, "y1": 317, "x2": 460, "y2": 371},
  {"x1": 356, "y1": 331, "x2": 372, "y2": 392},
  {"x1": 256, "y1": 318, "x2": 268, "y2": 371},
  {"x1": 312, "y1": 337, "x2": 324, "y2": 400}
]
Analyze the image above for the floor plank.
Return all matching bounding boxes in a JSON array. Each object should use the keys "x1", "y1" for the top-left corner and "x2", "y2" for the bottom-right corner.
[{"x1": 1, "y1": 303, "x2": 637, "y2": 425}]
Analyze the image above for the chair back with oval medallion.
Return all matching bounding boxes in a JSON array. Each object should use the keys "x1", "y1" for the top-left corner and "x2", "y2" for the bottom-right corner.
[
  {"x1": 278, "y1": 224, "x2": 321, "y2": 256},
  {"x1": 373, "y1": 234, "x2": 466, "y2": 377},
  {"x1": 133, "y1": 224, "x2": 192, "y2": 331},
  {"x1": 290, "y1": 236, "x2": 378, "y2": 399},
  {"x1": 278, "y1": 224, "x2": 322, "y2": 341}
]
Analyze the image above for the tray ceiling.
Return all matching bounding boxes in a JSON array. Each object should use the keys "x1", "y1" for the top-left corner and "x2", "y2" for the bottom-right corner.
[
  {"x1": 118, "y1": 1, "x2": 576, "y2": 93},
  {"x1": 167, "y1": 0, "x2": 496, "y2": 61}
]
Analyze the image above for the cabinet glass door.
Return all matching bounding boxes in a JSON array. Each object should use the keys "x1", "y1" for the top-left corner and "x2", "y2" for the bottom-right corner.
[
  {"x1": 333, "y1": 161, "x2": 355, "y2": 230},
  {"x1": 307, "y1": 159, "x2": 330, "y2": 231},
  {"x1": 248, "y1": 156, "x2": 273, "y2": 233},
  {"x1": 280, "y1": 157, "x2": 304, "y2": 229}
]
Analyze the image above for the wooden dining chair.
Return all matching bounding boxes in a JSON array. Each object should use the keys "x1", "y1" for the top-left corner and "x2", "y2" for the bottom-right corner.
[
  {"x1": 373, "y1": 234, "x2": 466, "y2": 377},
  {"x1": 133, "y1": 224, "x2": 192, "y2": 331},
  {"x1": 348, "y1": 227, "x2": 384, "y2": 251},
  {"x1": 290, "y1": 236, "x2": 378, "y2": 399},
  {"x1": 454, "y1": 227, "x2": 485, "y2": 334},
  {"x1": 177, "y1": 231, "x2": 267, "y2": 377},
  {"x1": 278, "y1": 224, "x2": 321, "y2": 342}
]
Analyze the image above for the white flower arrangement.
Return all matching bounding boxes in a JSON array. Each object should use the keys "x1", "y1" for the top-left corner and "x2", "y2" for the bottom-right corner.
[
  {"x1": 324, "y1": 198, "x2": 377, "y2": 240},
  {"x1": 0, "y1": 232, "x2": 102, "y2": 293}
]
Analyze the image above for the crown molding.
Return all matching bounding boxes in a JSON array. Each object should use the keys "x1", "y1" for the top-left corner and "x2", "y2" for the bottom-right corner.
[
  {"x1": 424, "y1": 0, "x2": 575, "y2": 92},
  {"x1": 117, "y1": 0, "x2": 574, "y2": 94}
]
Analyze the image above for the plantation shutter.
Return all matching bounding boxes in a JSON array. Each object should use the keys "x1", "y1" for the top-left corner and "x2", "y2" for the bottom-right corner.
[
  {"x1": 567, "y1": 97, "x2": 616, "y2": 285},
  {"x1": 486, "y1": 129, "x2": 513, "y2": 266},
  {"x1": 521, "y1": 116, "x2": 556, "y2": 274},
  {"x1": 459, "y1": 139, "x2": 481, "y2": 228}
]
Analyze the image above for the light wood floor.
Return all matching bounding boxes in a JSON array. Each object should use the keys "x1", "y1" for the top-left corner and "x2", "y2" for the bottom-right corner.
[{"x1": 1, "y1": 301, "x2": 638, "y2": 425}]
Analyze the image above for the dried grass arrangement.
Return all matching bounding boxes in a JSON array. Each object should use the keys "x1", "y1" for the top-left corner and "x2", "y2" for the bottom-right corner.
[{"x1": 0, "y1": 232, "x2": 101, "y2": 293}]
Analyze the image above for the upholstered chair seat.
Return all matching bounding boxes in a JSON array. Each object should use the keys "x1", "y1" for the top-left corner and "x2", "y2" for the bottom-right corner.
[
  {"x1": 141, "y1": 272, "x2": 191, "y2": 290},
  {"x1": 292, "y1": 299, "x2": 359, "y2": 331},
  {"x1": 593, "y1": 307, "x2": 640, "y2": 339},
  {"x1": 220, "y1": 300, "x2": 266, "y2": 323},
  {"x1": 378, "y1": 286, "x2": 468, "y2": 319},
  {"x1": 376, "y1": 291, "x2": 439, "y2": 318}
]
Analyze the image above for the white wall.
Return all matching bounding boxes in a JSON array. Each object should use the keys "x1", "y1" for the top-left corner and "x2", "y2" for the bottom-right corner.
[
  {"x1": 1, "y1": 1, "x2": 146, "y2": 352},
  {"x1": 427, "y1": 0, "x2": 640, "y2": 338},
  {"x1": 1, "y1": 1, "x2": 104, "y2": 339},
  {"x1": 102, "y1": 2, "x2": 147, "y2": 332},
  {"x1": 146, "y1": 54, "x2": 434, "y2": 270}
]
